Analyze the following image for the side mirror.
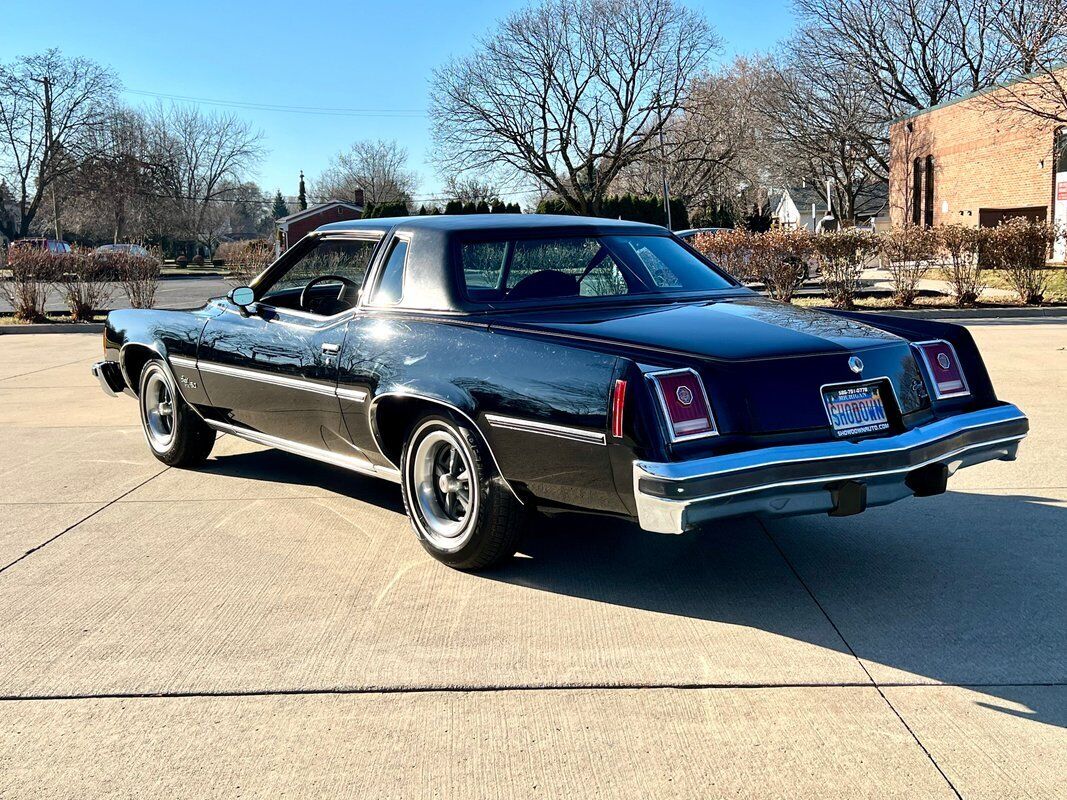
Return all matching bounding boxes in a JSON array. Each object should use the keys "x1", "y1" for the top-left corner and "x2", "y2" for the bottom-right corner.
[{"x1": 229, "y1": 286, "x2": 255, "y2": 307}]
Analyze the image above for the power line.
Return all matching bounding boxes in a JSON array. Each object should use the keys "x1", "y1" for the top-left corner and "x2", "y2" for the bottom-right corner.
[{"x1": 124, "y1": 89, "x2": 427, "y2": 118}]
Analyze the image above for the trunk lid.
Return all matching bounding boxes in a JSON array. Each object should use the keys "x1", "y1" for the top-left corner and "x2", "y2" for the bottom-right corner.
[{"x1": 490, "y1": 295, "x2": 903, "y2": 360}]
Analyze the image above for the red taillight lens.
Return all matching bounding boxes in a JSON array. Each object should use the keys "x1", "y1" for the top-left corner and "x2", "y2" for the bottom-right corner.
[
  {"x1": 610, "y1": 379, "x2": 627, "y2": 438},
  {"x1": 915, "y1": 340, "x2": 970, "y2": 399},
  {"x1": 649, "y1": 369, "x2": 718, "y2": 442}
]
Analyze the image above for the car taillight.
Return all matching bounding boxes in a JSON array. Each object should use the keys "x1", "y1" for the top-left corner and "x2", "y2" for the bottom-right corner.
[
  {"x1": 914, "y1": 340, "x2": 970, "y2": 399},
  {"x1": 610, "y1": 379, "x2": 627, "y2": 438},
  {"x1": 648, "y1": 368, "x2": 718, "y2": 442}
]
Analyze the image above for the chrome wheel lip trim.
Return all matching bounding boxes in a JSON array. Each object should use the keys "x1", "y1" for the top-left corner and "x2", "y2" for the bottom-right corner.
[
  {"x1": 483, "y1": 413, "x2": 606, "y2": 445},
  {"x1": 369, "y1": 391, "x2": 523, "y2": 504}
]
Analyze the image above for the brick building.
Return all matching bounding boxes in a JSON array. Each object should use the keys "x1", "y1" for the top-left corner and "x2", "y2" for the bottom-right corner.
[
  {"x1": 274, "y1": 197, "x2": 364, "y2": 254},
  {"x1": 889, "y1": 71, "x2": 1066, "y2": 259}
]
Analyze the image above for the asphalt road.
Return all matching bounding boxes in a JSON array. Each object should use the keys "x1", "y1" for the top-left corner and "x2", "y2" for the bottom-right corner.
[
  {"x1": 0, "y1": 275, "x2": 233, "y2": 314},
  {"x1": 0, "y1": 323, "x2": 1064, "y2": 798}
]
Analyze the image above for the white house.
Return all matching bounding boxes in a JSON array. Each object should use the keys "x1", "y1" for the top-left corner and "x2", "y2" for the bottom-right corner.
[{"x1": 771, "y1": 181, "x2": 890, "y2": 231}]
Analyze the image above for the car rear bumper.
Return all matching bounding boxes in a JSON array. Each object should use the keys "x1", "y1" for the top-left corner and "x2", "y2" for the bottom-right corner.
[
  {"x1": 92, "y1": 360, "x2": 126, "y2": 397},
  {"x1": 633, "y1": 403, "x2": 1028, "y2": 534}
]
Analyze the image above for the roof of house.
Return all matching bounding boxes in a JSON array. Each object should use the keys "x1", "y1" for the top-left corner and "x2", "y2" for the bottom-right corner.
[
  {"x1": 275, "y1": 200, "x2": 363, "y2": 228},
  {"x1": 775, "y1": 182, "x2": 888, "y2": 219}
]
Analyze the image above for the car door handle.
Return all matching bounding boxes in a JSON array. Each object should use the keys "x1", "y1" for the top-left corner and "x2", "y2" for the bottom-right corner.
[{"x1": 321, "y1": 343, "x2": 340, "y2": 354}]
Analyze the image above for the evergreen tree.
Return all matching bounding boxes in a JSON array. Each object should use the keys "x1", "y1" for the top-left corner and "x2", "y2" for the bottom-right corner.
[
  {"x1": 444, "y1": 200, "x2": 463, "y2": 215},
  {"x1": 271, "y1": 190, "x2": 290, "y2": 219}
]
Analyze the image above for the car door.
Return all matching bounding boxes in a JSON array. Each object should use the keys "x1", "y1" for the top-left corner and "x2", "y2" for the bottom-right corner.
[{"x1": 196, "y1": 234, "x2": 382, "y2": 451}]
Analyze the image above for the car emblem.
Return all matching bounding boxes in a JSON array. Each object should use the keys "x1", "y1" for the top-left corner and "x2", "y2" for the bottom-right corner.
[
  {"x1": 848, "y1": 356, "x2": 863, "y2": 374},
  {"x1": 936, "y1": 352, "x2": 951, "y2": 370},
  {"x1": 675, "y1": 385, "x2": 694, "y2": 406}
]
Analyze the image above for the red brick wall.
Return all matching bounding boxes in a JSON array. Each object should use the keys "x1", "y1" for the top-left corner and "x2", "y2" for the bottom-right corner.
[{"x1": 889, "y1": 89, "x2": 1058, "y2": 229}]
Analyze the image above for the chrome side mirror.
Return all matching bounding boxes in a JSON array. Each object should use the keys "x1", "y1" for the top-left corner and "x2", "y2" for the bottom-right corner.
[{"x1": 229, "y1": 286, "x2": 255, "y2": 307}]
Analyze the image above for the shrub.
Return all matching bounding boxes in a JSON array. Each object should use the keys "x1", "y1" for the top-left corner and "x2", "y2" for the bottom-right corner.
[
  {"x1": 937, "y1": 225, "x2": 984, "y2": 306},
  {"x1": 811, "y1": 229, "x2": 875, "y2": 309},
  {"x1": 56, "y1": 250, "x2": 116, "y2": 322},
  {"x1": 690, "y1": 228, "x2": 751, "y2": 282},
  {"x1": 879, "y1": 225, "x2": 938, "y2": 306},
  {"x1": 983, "y1": 218, "x2": 1056, "y2": 304},
  {"x1": 216, "y1": 239, "x2": 275, "y2": 286},
  {"x1": 115, "y1": 252, "x2": 162, "y2": 308},
  {"x1": 2, "y1": 248, "x2": 58, "y2": 322},
  {"x1": 751, "y1": 228, "x2": 813, "y2": 303},
  {"x1": 191, "y1": 253, "x2": 205, "y2": 267}
]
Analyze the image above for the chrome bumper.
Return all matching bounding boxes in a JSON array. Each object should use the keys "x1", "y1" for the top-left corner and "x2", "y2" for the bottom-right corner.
[
  {"x1": 91, "y1": 360, "x2": 126, "y2": 397},
  {"x1": 633, "y1": 404, "x2": 1028, "y2": 534}
]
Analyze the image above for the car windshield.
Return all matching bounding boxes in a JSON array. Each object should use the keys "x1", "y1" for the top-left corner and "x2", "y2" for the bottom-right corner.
[{"x1": 459, "y1": 234, "x2": 734, "y2": 305}]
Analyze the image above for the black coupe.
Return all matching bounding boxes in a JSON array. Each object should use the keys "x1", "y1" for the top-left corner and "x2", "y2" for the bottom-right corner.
[{"x1": 93, "y1": 215, "x2": 1028, "y2": 569}]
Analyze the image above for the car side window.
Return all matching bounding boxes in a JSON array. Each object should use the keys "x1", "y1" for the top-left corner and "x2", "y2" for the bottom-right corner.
[
  {"x1": 257, "y1": 237, "x2": 380, "y2": 316},
  {"x1": 369, "y1": 239, "x2": 408, "y2": 305},
  {"x1": 269, "y1": 238, "x2": 378, "y2": 293}
]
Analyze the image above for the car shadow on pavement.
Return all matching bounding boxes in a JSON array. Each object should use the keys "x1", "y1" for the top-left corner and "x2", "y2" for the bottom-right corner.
[
  {"x1": 495, "y1": 491, "x2": 1067, "y2": 731},
  {"x1": 198, "y1": 447, "x2": 406, "y2": 514}
]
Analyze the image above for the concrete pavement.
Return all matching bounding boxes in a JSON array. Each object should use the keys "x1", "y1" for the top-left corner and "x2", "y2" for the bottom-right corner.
[{"x1": 0, "y1": 325, "x2": 1064, "y2": 798}]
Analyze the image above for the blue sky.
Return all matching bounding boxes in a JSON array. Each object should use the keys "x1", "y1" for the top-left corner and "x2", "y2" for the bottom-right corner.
[{"x1": 0, "y1": 0, "x2": 795, "y2": 202}]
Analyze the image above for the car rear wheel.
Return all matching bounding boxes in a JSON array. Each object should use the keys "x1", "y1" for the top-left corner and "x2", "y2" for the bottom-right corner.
[
  {"x1": 400, "y1": 414, "x2": 526, "y2": 570},
  {"x1": 138, "y1": 360, "x2": 215, "y2": 467}
]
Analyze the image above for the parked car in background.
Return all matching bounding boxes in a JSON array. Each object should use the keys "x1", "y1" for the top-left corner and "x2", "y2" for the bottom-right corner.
[
  {"x1": 6, "y1": 238, "x2": 71, "y2": 265},
  {"x1": 675, "y1": 227, "x2": 732, "y2": 242},
  {"x1": 93, "y1": 215, "x2": 1027, "y2": 571},
  {"x1": 93, "y1": 243, "x2": 150, "y2": 258}
]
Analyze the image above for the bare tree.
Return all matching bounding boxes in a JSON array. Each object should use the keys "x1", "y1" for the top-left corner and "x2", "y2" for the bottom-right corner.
[
  {"x1": 58, "y1": 106, "x2": 163, "y2": 243},
  {"x1": 793, "y1": 0, "x2": 1066, "y2": 117},
  {"x1": 312, "y1": 138, "x2": 417, "y2": 205},
  {"x1": 148, "y1": 103, "x2": 264, "y2": 249},
  {"x1": 762, "y1": 47, "x2": 889, "y2": 224},
  {"x1": 0, "y1": 49, "x2": 118, "y2": 240},
  {"x1": 988, "y1": 64, "x2": 1067, "y2": 125},
  {"x1": 614, "y1": 57, "x2": 773, "y2": 219},
  {"x1": 430, "y1": 0, "x2": 719, "y2": 215},
  {"x1": 443, "y1": 175, "x2": 503, "y2": 205}
]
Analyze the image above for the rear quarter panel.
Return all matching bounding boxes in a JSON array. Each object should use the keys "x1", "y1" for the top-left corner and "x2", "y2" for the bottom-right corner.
[{"x1": 338, "y1": 314, "x2": 628, "y2": 514}]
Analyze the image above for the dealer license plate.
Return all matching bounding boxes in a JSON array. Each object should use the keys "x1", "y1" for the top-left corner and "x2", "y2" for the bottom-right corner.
[{"x1": 823, "y1": 383, "x2": 890, "y2": 437}]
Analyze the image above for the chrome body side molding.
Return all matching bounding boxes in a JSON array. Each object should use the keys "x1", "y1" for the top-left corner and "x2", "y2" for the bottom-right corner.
[
  {"x1": 205, "y1": 419, "x2": 400, "y2": 483},
  {"x1": 168, "y1": 354, "x2": 198, "y2": 369},
  {"x1": 336, "y1": 386, "x2": 369, "y2": 403},
  {"x1": 633, "y1": 403, "x2": 1028, "y2": 534},
  {"x1": 484, "y1": 413, "x2": 606, "y2": 446},
  {"x1": 195, "y1": 360, "x2": 338, "y2": 397}
]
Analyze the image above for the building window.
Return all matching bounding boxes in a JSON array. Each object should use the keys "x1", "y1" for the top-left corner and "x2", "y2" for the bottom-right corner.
[
  {"x1": 912, "y1": 158, "x2": 923, "y2": 225},
  {"x1": 924, "y1": 155, "x2": 935, "y2": 227}
]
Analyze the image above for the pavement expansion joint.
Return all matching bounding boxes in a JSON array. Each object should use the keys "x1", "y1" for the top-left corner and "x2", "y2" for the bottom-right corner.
[
  {"x1": 0, "y1": 466, "x2": 170, "y2": 576},
  {"x1": 758, "y1": 519, "x2": 965, "y2": 800}
]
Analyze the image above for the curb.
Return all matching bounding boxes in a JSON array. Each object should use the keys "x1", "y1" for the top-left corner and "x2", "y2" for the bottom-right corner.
[
  {"x1": 814, "y1": 306, "x2": 1067, "y2": 321},
  {"x1": 0, "y1": 323, "x2": 104, "y2": 335}
]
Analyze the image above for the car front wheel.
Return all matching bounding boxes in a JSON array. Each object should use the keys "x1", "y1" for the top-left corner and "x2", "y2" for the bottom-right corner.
[
  {"x1": 138, "y1": 360, "x2": 215, "y2": 467},
  {"x1": 400, "y1": 414, "x2": 526, "y2": 570}
]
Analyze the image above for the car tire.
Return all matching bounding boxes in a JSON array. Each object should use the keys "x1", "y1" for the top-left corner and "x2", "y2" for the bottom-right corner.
[
  {"x1": 137, "y1": 360, "x2": 215, "y2": 468},
  {"x1": 400, "y1": 414, "x2": 526, "y2": 570}
]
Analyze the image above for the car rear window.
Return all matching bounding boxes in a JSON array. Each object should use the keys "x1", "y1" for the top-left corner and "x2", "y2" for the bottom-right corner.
[{"x1": 459, "y1": 234, "x2": 732, "y2": 304}]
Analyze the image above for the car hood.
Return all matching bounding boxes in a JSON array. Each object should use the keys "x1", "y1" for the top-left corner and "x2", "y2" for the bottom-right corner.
[{"x1": 490, "y1": 295, "x2": 904, "y2": 362}]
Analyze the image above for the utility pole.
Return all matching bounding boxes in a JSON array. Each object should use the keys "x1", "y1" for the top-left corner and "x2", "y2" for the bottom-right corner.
[
  {"x1": 31, "y1": 75, "x2": 62, "y2": 240},
  {"x1": 656, "y1": 92, "x2": 672, "y2": 230}
]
